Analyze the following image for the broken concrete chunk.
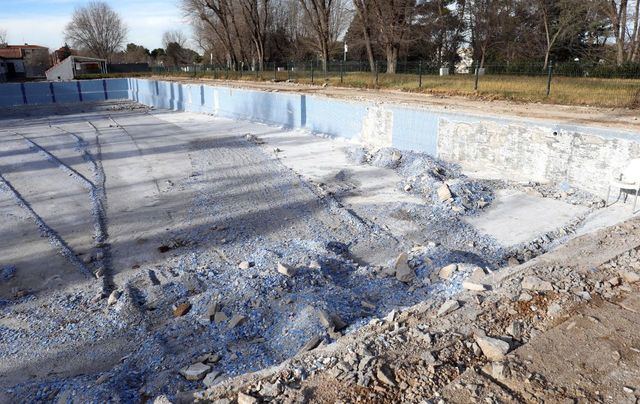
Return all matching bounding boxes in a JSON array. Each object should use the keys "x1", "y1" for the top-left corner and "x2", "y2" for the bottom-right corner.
[
  {"x1": 437, "y1": 299, "x2": 460, "y2": 317},
  {"x1": 318, "y1": 309, "x2": 348, "y2": 331},
  {"x1": 439, "y1": 264, "x2": 457, "y2": 280},
  {"x1": 300, "y1": 335, "x2": 323, "y2": 353},
  {"x1": 437, "y1": 184, "x2": 453, "y2": 202},
  {"x1": 521, "y1": 276, "x2": 553, "y2": 291},
  {"x1": 394, "y1": 252, "x2": 415, "y2": 283},
  {"x1": 173, "y1": 302, "x2": 192, "y2": 317},
  {"x1": 620, "y1": 270, "x2": 640, "y2": 283},
  {"x1": 238, "y1": 261, "x2": 253, "y2": 270},
  {"x1": 227, "y1": 314, "x2": 246, "y2": 329},
  {"x1": 277, "y1": 262, "x2": 297, "y2": 277},
  {"x1": 475, "y1": 336, "x2": 511, "y2": 361},
  {"x1": 214, "y1": 311, "x2": 228, "y2": 323},
  {"x1": 197, "y1": 353, "x2": 221, "y2": 364},
  {"x1": 462, "y1": 281, "x2": 488, "y2": 292},
  {"x1": 179, "y1": 362, "x2": 211, "y2": 381},
  {"x1": 309, "y1": 260, "x2": 322, "y2": 270},
  {"x1": 206, "y1": 301, "x2": 220, "y2": 321},
  {"x1": 237, "y1": 392, "x2": 258, "y2": 404},
  {"x1": 202, "y1": 370, "x2": 222, "y2": 387},
  {"x1": 107, "y1": 290, "x2": 121, "y2": 306},
  {"x1": 376, "y1": 365, "x2": 397, "y2": 386}
]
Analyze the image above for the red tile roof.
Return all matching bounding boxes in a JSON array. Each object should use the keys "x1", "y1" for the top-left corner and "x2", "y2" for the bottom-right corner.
[{"x1": 0, "y1": 44, "x2": 48, "y2": 59}]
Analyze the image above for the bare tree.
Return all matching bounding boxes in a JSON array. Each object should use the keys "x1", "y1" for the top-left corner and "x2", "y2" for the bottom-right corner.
[
  {"x1": 182, "y1": 0, "x2": 243, "y2": 69},
  {"x1": 238, "y1": 0, "x2": 271, "y2": 71},
  {"x1": 298, "y1": 0, "x2": 350, "y2": 71},
  {"x1": 0, "y1": 28, "x2": 7, "y2": 44},
  {"x1": 601, "y1": 0, "x2": 640, "y2": 63},
  {"x1": 535, "y1": 0, "x2": 590, "y2": 69},
  {"x1": 162, "y1": 30, "x2": 188, "y2": 49},
  {"x1": 368, "y1": 0, "x2": 416, "y2": 74},
  {"x1": 353, "y1": 0, "x2": 376, "y2": 73},
  {"x1": 64, "y1": 1, "x2": 127, "y2": 61},
  {"x1": 468, "y1": 0, "x2": 503, "y2": 68}
]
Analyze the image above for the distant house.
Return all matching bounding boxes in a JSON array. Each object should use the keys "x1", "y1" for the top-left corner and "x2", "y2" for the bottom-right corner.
[
  {"x1": 0, "y1": 44, "x2": 51, "y2": 80},
  {"x1": 46, "y1": 55, "x2": 107, "y2": 81}
]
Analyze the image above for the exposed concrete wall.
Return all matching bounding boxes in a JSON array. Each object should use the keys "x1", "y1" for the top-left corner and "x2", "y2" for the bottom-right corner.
[
  {"x1": 1, "y1": 77, "x2": 638, "y2": 196},
  {"x1": 437, "y1": 117, "x2": 640, "y2": 196}
]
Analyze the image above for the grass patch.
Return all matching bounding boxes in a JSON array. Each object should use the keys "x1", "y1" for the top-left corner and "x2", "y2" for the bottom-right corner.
[{"x1": 80, "y1": 70, "x2": 640, "y2": 109}]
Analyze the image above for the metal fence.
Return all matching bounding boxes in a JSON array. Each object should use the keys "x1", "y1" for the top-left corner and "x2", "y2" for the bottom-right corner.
[{"x1": 143, "y1": 59, "x2": 640, "y2": 97}]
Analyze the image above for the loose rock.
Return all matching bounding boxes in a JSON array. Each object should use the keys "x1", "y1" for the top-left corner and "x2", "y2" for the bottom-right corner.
[
  {"x1": 107, "y1": 290, "x2": 121, "y2": 306},
  {"x1": 173, "y1": 302, "x2": 192, "y2": 317},
  {"x1": 277, "y1": 262, "x2": 297, "y2": 277},
  {"x1": 475, "y1": 336, "x2": 511, "y2": 361},
  {"x1": 394, "y1": 252, "x2": 415, "y2": 283},
  {"x1": 521, "y1": 276, "x2": 553, "y2": 291},
  {"x1": 437, "y1": 184, "x2": 453, "y2": 202},
  {"x1": 439, "y1": 264, "x2": 457, "y2": 280},
  {"x1": 179, "y1": 362, "x2": 211, "y2": 381},
  {"x1": 237, "y1": 392, "x2": 258, "y2": 404},
  {"x1": 462, "y1": 281, "x2": 487, "y2": 292},
  {"x1": 437, "y1": 300, "x2": 460, "y2": 317}
]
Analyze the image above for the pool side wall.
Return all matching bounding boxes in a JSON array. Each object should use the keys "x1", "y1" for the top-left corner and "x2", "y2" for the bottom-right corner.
[{"x1": 1, "y1": 77, "x2": 638, "y2": 196}]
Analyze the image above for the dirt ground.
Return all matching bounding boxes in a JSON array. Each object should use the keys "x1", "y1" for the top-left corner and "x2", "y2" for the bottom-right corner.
[
  {"x1": 151, "y1": 76, "x2": 640, "y2": 132},
  {"x1": 1, "y1": 99, "x2": 639, "y2": 403}
]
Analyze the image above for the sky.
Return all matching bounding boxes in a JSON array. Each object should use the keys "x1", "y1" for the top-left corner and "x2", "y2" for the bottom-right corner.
[{"x1": 0, "y1": 0, "x2": 192, "y2": 51}]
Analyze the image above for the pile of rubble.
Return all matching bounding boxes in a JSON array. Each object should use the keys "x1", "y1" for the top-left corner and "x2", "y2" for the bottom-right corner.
[{"x1": 195, "y1": 219, "x2": 640, "y2": 403}]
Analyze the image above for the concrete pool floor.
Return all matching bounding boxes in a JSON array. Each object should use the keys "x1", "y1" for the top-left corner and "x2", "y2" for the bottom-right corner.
[{"x1": 0, "y1": 101, "x2": 634, "y2": 401}]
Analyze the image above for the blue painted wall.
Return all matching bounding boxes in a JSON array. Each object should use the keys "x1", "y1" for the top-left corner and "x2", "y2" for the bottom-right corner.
[{"x1": 2, "y1": 78, "x2": 636, "y2": 168}]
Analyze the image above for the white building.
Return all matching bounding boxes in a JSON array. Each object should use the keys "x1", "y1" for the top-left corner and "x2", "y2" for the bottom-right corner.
[{"x1": 46, "y1": 56, "x2": 107, "y2": 81}]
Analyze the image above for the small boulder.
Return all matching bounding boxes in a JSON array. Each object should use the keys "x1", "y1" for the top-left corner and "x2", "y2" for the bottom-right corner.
[
  {"x1": 237, "y1": 392, "x2": 258, "y2": 404},
  {"x1": 437, "y1": 184, "x2": 453, "y2": 202},
  {"x1": 376, "y1": 365, "x2": 397, "y2": 386},
  {"x1": 394, "y1": 252, "x2": 415, "y2": 283},
  {"x1": 620, "y1": 270, "x2": 640, "y2": 284},
  {"x1": 439, "y1": 264, "x2": 457, "y2": 280},
  {"x1": 179, "y1": 362, "x2": 211, "y2": 381},
  {"x1": 437, "y1": 300, "x2": 460, "y2": 317},
  {"x1": 202, "y1": 370, "x2": 222, "y2": 387},
  {"x1": 107, "y1": 290, "x2": 121, "y2": 306},
  {"x1": 521, "y1": 276, "x2": 553, "y2": 291},
  {"x1": 475, "y1": 336, "x2": 510, "y2": 361},
  {"x1": 173, "y1": 302, "x2": 192, "y2": 317},
  {"x1": 277, "y1": 262, "x2": 297, "y2": 277},
  {"x1": 214, "y1": 311, "x2": 228, "y2": 323},
  {"x1": 300, "y1": 335, "x2": 322, "y2": 353},
  {"x1": 462, "y1": 281, "x2": 487, "y2": 292},
  {"x1": 238, "y1": 261, "x2": 253, "y2": 270}
]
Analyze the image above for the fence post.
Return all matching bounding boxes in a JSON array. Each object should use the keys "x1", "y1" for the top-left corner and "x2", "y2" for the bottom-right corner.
[
  {"x1": 418, "y1": 60, "x2": 423, "y2": 88},
  {"x1": 311, "y1": 62, "x2": 315, "y2": 84},
  {"x1": 340, "y1": 60, "x2": 344, "y2": 84},
  {"x1": 274, "y1": 63, "x2": 277, "y2": 81},
  {"x1": 375, "y1": 61, "x2": 379, "y2": 87},
  {"x1": 474, "y1": 61, "x2": 480, "y2": 91},
  {"x1": 546, "y1": 60, "x2": 554, "y2": 97}
]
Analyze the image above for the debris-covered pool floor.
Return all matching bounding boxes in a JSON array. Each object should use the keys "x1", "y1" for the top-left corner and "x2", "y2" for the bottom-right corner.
[{"x1": 0, "y1": 101, "x2": 612, "y2": 402}]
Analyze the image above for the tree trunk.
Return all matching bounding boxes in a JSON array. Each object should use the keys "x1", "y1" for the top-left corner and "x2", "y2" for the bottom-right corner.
[
  {"x1": 362, "y1": 25, "x2": 375, "y2": 73},
  {"x1": 543, "y1": 48, "x2": 551, "y2": 70},
  {"x1": 385, "y1": 44, "x2": 398, "y2": 74}
]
